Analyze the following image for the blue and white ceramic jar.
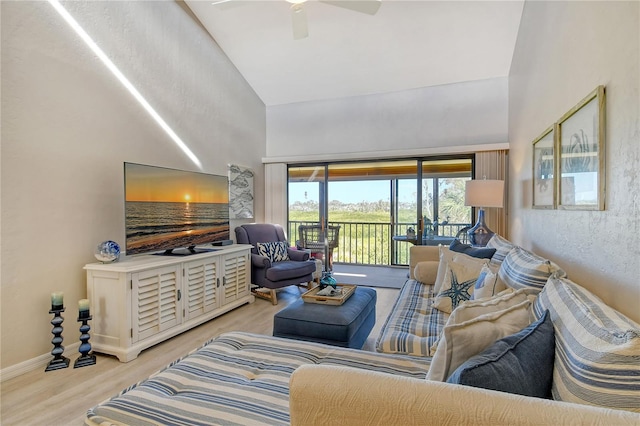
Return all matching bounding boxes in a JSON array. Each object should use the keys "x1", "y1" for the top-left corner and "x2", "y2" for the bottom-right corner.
[{"x1": 95, "y1": 240, "x2": 121, "y2": 263}]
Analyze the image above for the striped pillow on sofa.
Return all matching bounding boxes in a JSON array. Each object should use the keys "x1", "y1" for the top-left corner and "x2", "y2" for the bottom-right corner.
[
  {"x1": 532, "y1": 276, "x2": 640, "y2": 413},
  {"x1": 498, "y1": 247, "x2": 565, "y2": 294},
  {"x1": 486, "y1": 234, "x2": 515, "y2": 266}
]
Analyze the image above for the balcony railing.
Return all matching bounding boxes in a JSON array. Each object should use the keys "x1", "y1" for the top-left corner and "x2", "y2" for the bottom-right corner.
[{"x1": 289, "y1": 221, "x2": 470, "y2": 266}]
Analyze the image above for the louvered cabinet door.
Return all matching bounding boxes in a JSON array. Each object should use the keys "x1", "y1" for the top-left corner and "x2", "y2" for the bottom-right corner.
[
  {"x1": 132, "y1": 265, "x2": 182, "y2": 343},
  {"x1": 222, "y1": 252, "x2": 250, "y2": 305},
  {"x1": 183, "y1": 257, "x2": 220, "y2": 321}
]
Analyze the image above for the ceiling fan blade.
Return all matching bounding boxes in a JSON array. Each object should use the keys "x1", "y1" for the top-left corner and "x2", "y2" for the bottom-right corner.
[
  {"x1": 291, "y1": 4, "x2": 309, "y2": 40},
  {"x1": 319, "y1": 0, "x2": 382, "y2": 15},
  {"x1": 210, "y1": 0, "x2": 246, "y2": 11}
]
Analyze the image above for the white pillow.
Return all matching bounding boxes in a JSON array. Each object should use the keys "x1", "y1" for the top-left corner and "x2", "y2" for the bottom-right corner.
[
  {"x1": 428, "y1": 288, "x2": 528, "y2": 356},
  {"x1": 432, "y1": 260, "x2": 485, "y2": 314},
  {"x1": 471, "y1": 264, "x2": 507, "y2": 300},
  {"x1": 433, "y1": 246, "x2": 488, "y2": 294},
  {"x1": 426, "y1": 299, "x2": 532, "y2": 382}
]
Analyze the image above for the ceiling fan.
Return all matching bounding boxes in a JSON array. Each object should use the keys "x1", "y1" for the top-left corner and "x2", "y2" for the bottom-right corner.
[{"x1": 211, "y1": 0, "x2": 382, "y2": 40}]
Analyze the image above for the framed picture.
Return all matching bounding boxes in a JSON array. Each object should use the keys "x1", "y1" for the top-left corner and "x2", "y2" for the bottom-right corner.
[
  {"x1": 532, "y1": 125, "x2": 556, "y2": 209},
  {"x1": 557, "y1": 86, "x2": 605, "y2": 210},
  {"x1": 228, "y1": 164, "x2": 255, "y2": 219}
]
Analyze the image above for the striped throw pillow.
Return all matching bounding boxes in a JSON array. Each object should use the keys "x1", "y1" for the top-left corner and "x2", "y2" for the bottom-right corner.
[
  {"x1": 486, "y1": 234, "x2": 515, "y2": 266},
  {"x1": 533, "y1": 276, "x2": 640, "y2": 412},
  {"x1": 498, "y1": 247, "x2": 565, "y2": 294}
]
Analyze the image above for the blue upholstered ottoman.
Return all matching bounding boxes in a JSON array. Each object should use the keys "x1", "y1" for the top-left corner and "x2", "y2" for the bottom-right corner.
[{"x1": 273, "y1": 287, "x2": 376, "y2": 349}]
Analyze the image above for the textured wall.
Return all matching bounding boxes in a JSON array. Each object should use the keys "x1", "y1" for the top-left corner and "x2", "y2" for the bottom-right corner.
[
  {"x1": 1, "y1": 1, "x2": 265, "y2": 369},
  {"x1": 509, "y1": 1, "x2": 639, "y2": 322},
  {"x1": 266, "y1": 77, "x2": 508, "y2": 159}
]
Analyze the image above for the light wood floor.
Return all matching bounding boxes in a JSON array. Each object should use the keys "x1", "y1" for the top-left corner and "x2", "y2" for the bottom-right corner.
[{"x1": 0, "y1": 285, "x2": 400, "y2": 426}]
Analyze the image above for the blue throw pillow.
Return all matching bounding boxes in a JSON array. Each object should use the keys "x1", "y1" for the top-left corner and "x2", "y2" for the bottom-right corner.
[
  {"x1": 446, "y1": 310, "x2": 555, "y2": 399},
  {"x1": 449, "y1": 239, "x2": 496, "y2": 259}
]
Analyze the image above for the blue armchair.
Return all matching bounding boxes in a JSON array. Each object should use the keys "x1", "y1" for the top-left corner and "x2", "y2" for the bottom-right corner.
[{"x1": 235, "y1": 223, "x2": 316, "y2": 305}]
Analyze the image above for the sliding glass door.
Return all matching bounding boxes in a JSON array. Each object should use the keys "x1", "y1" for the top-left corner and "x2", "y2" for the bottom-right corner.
[{"x1": 288, "y1": 156, "x2": 473, "y2": 266}]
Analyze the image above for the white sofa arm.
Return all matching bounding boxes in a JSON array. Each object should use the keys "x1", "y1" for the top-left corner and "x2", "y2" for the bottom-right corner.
[{"x1": 289, "y1": 365, "x2": 640, "y2": 426}]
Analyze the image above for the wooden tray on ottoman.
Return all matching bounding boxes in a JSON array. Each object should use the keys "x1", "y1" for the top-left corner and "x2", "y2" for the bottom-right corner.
[{"x1": 302, "y1": 284, "x2": 356, "y2": 305}]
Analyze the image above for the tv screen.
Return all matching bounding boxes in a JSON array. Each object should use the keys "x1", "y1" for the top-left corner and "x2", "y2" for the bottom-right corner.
[{"x1": 124, "y1": 162, "x2": 230, "y2": 256}]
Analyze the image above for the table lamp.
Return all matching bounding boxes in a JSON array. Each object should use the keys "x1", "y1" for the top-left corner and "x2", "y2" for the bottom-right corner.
[{"x1": 464, "y1": 179, "x2": 504, "y2": 246}]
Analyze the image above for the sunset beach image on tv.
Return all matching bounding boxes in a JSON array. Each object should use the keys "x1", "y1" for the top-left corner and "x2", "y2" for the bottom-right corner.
[{"x1": 124, "y1": 163, "x2": 230, "y2": 256}]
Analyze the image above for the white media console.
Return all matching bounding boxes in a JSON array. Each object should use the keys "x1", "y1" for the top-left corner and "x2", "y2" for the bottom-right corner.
[{"x1": 84, "y1": 244, "x2": 254, "y2": 362}]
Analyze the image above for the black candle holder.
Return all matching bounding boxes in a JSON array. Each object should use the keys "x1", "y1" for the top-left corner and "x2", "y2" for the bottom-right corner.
[
  {"x1": 74, "y1": 314, "x2": 96, "y2": 368},
  {"x1": 45, "y1": 307, "x2": 70, "y2": 372}
]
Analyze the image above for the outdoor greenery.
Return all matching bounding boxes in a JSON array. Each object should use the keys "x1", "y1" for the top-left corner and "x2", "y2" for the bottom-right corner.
[{"x1": 288, "y1": 178, "x2": 470, "y2": 266}]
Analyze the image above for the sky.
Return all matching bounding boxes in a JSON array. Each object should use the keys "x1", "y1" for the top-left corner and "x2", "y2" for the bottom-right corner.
[
  {"x1": 289, "y1": 180, "x2": 418, "y2": 204},
  {"x1": 125, "y1": 163, "x2": 228, "y2": 203}
]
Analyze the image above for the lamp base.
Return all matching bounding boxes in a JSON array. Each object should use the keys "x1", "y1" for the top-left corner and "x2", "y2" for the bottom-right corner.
[{"x1": 467, "y1": 208, "x2": 495, "y2": 247}]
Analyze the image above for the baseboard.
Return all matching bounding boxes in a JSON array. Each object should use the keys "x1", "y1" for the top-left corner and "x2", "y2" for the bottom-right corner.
[{"x1": 0, "y1": 342, "x2": 80, "y2": 383}]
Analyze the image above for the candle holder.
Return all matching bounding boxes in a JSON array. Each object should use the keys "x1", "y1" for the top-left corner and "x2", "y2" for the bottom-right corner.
[
  {"x1": 74, "y1": 314, "x2": 96, "y2": 368},
  {"x1": 45, "y1": 308, "x2": 70, "y2": 372}
]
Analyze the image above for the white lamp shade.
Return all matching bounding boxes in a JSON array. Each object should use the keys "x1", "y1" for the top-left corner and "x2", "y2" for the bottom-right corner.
[{"x1": 465, "y1": 180, "x2": 505, "y2": 208}]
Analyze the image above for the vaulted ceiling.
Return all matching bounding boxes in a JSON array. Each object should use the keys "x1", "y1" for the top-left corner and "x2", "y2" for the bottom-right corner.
[{"x1": 185, "y1": 0, "x2": 524, "y2": 106}]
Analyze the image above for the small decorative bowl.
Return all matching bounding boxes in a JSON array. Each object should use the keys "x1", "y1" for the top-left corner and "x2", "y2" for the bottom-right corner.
[{"x1": 95, "y1": 240, "x2": 121, "y2": 263}]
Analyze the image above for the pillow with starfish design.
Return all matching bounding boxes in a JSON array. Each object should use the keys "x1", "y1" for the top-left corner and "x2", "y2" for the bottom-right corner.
[{"x1": 432, "y1": 259, "x2": 488, "y2": 314}]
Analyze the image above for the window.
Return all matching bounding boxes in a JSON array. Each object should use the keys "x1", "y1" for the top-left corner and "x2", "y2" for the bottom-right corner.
[{"x1": 288, "y1": 156, "x2": 473, "y2": 265}]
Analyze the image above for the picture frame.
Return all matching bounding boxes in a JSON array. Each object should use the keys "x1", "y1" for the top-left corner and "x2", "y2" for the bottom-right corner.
[
  {"x1": 557, "y1": 86, "x2": 605, "y2": 210},
  {"x1": 532, "y1": 124, "x2": 556, "y2": 209},
  {"x1": 228, "y1": 164, "x2": 255, "y2": 219}
]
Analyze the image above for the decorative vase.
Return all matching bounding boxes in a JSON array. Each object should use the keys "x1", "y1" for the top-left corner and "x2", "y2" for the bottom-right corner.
[
  {"x1": 319, "y1": 271, "x2": 337, "y2": 289},
  {"x1": 406, "y1": 227, "x2": 416, "y2": 239},
  {"x1": 95, "y1": 240, "x2": 120, "y2": 263}
]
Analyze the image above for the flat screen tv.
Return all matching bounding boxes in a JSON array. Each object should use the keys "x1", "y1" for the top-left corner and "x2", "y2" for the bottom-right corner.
[{"x1": 124, "y1": 162, "x2": 230, "y2": 256}]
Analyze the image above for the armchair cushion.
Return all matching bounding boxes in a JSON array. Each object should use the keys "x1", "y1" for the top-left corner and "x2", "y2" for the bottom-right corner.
[
  {"x1": 256, "y1": 241, "x2": 290, "y2": 262},
  {"x1": 265, "y1": 260, "x2": 316, "y2": 282}
]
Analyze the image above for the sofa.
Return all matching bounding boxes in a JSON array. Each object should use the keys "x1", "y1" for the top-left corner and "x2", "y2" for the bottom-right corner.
[
  {"x1": 86, "y1": 235, "x2": 640, "y2": 425},
  {"x1": 373, "y1": 236, "x2": 639, "y2": 419}
]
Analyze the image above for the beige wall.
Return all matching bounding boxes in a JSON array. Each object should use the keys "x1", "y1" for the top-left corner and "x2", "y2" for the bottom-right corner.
[
  {"x1": 266, "y1": 77, "x2": 508, "y2": 159},
  {"x1": 509, "y1": 1, "x2": 639, "y2": 322},
  {"x1": 1, "y1": 1, "x2": 265, "y2": 369}
]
